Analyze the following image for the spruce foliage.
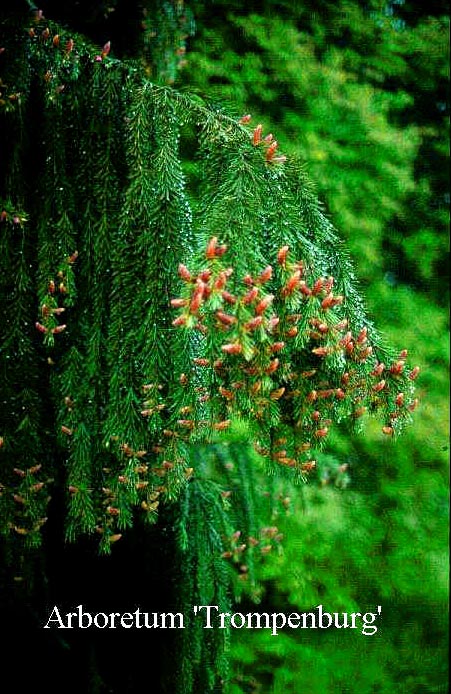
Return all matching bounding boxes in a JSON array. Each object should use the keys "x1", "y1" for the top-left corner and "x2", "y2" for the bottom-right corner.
[{"x1": 0, "y1": 5, "x2": 420, "y2": 692}]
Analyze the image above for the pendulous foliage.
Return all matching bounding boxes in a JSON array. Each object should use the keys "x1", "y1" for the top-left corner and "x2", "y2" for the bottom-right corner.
[
  {"x1": 0, "y1": 11, "x2": 419, "y2": 552},
  {"x1": 0, "y1": 5, "x2": 422, "y2": 692}
]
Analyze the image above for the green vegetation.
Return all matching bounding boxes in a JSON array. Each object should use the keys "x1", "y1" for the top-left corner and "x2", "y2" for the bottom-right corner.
[
  {"x1": 180, "y1": 2, "x2": 449, "y2": 692},
  {"x1": 0, "y1": 1, "x2": 448, "y2": 692}
]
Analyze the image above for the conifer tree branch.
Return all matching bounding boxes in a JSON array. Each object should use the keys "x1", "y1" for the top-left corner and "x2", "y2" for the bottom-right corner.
[{"x1": 0, "y1": 4, "x2": 420, "y2": 596}]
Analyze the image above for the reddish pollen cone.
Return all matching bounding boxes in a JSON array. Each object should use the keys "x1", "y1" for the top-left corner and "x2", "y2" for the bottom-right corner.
[
  {"x1": 312, "y1": 278, "x2": 324, "y2": 295},
  {"x1": 312, "y1": 346, "x2": 330, "y2": 357},
  {"x1": 172, "y1": 315, "x2": 186, "y2": 326},
  {"x1": 170, "y1": 298, "x2": 187, "y2": 308},
  {"x1": 371, "y1": 363, "x2": 385, "y2": 377},
  {"x1": 206, "y1": 236, "x2": 218, "y2": 259},
  {"x1": 222, "y1": 343, "x2": 242, "y2": 355},
  {"x1": 255, "y1": 294, "x2": 274, "y2": 315},
  {"x1": 270, "y1": 341, "x2": 285, "y2": 353},
  {"x1": 243, "y1": 286, "x2": 259, "y2": 304},
  {"x1": 315, "y1": 427, "x2": 329, "y2": 438},
  {"x1": 372, "y1": 379, "x2": 386, "y2": 392},
  {"x1": 277, "y1": 245, "x2": 289, "y2": 265},
  {"x1": 357, "y1": 327, "x2": 368, "y2": 344},
  {"x1": 283, "y1": 271, "x2": 301, "y2": 296},
  {"x1": 216, "y1": 310, "x2": 236, "y2": 326},
  {"x1": 222, "y1": 290, "x2": 236, "y2": 304},
  {"x1": 253, "y1": 124, "x2": 263, "y2": 145},
  {"x1": 245, "y1": 316, "x2": 263, "y2": 330},
  {"x1": 409, "y1": 366, "x2": 420, "y2": 380},
  {"x1": 265, "y1": 141, "x2": 278, "y2": 161},
  {"x1": 258, "y1": 265, "x2": 273, "y2": 284},
  {"x1": 189, "y1": 292, "x2": 203, "y2": 313},
  {"x1": 178, "y1": 263, "x2": 191, "y2": 281},
  {"x1": 265, "y1": 358, "x2": 279, "y2": 374}
]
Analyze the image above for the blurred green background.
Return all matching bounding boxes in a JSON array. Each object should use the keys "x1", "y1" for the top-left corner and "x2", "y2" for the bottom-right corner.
[{"x1": 178, "y1": 1, "x2": 449, "y2": 692}]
